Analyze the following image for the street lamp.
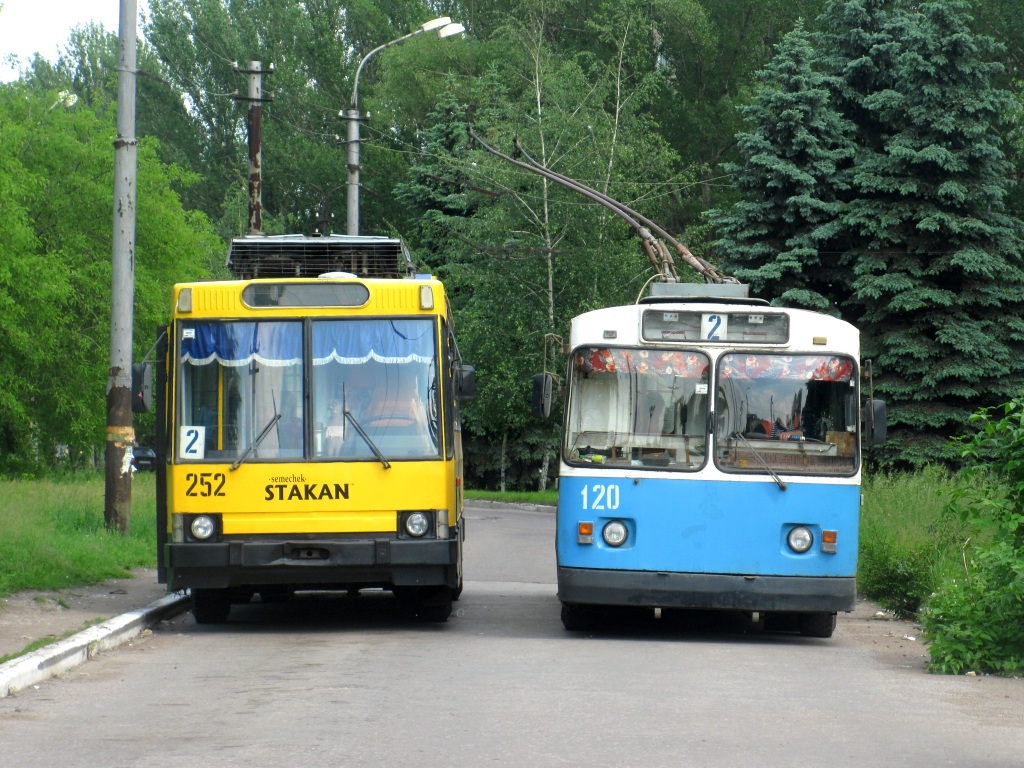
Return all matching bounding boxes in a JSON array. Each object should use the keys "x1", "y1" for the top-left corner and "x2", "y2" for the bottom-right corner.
[{"x1": 345, "y1": 17, "x2": 465, "y2": 236}]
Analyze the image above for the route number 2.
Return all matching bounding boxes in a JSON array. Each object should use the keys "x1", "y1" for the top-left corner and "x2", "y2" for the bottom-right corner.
[
  {"x1": 701, "y1": 313, "x2": 728, "y2": 341},
  {"x1": 580, "y1": 483, "x2": 620, "y2": 511},
  {"x1": 179, "y1": 426, "x2": 206, "y2": 459}
]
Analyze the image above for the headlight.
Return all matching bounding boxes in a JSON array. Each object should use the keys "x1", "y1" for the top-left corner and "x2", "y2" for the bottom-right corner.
[
  {"x1": 787, "y1": 525, "x2": 813, "y2": 553},
  {"x1": 190, "y1": 515, "x2": 216, "y2": 540},
  {"x1": 405, "y1": 511, "x2": 430, "y2": 537},
  {"x1": 602, "y1": 520, "x2": 628, "y2": 547}
]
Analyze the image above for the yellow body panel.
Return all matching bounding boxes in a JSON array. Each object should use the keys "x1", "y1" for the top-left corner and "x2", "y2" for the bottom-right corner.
[{"x1": 168, "y1": 459, "x2": 457, "y2": 535}]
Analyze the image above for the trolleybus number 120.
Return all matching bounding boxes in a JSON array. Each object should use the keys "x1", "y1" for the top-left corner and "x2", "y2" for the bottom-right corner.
[{"x1": 580, "y1": 483, "x2": 620, "y2": 511}]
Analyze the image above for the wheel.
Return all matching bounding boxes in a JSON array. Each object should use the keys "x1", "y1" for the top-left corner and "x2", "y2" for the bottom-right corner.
[
  {"x1": 192, "y1": 589, "x2": 231, "y2": 624},
  {"x1": 417, "y1": 587, "x2": 453, "y2": 623},
  {"x1": 560, "y1": 602, "x2": 594, "y2": 632},
  {"x1": 799, "y1": 611, "x2": 837, "y2": 638},
  {"x1": 452, "y1": 577, "x2": 464, "y2": 601}
]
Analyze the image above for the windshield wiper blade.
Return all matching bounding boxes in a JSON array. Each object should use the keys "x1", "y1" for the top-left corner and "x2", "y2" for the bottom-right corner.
[
  {"x1": 733, "y1": 432, "x2": 787, "y2": 491},
  {"x1": 345, "y1": 410, "x2": 391, "y2": 469},
  {"x1": 231, "y1": 412, "x2": 282, "y2": 471}
]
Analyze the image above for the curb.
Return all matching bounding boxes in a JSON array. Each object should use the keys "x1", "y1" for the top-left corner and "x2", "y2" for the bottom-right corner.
[
  {"x1": 466, "y1": 499, "x2": 557, "y2": 513},
  {"x1": 0, "y1": 592, "x2": 190, "y2": 698}
]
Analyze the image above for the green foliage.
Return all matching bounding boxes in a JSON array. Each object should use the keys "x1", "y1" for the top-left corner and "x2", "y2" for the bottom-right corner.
[
  {"x1": 707, "y1": 20, "x2": 856, "y2": 314},
  {"x1": 923, "y1": 540, "x2": 1024, "y2": 675},
  {"x1": 710, "y1": 0, "x2": 1024, "y2": 467},
  {"x1": 0, "y1": 83, "x2": 221, "y2": 471},
  {"x1": 648, "y1": 0, "x2": 828, "y2": 230},
  {"x1": 921, "y1": 398, "x2": 1024, "y2": 674},
  {"x1": 465, "y1": 488, "x2": 559, "y2": 506},
  {"x1": 395, "y1": 3, "x2": 694, "y2": 488}
]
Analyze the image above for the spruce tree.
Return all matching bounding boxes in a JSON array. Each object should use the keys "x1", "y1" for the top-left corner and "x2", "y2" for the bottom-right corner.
[
  {"x1": 707, "y1": 20, "x2": 857, "y2": 313},
  {"x1": 820, "y1": 0, "x2": 1024, "y2": 464}
]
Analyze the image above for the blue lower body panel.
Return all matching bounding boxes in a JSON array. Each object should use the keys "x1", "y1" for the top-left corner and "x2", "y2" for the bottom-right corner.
[{"x1": 557, "y1": 474, "x2": 859, "y2": 612}]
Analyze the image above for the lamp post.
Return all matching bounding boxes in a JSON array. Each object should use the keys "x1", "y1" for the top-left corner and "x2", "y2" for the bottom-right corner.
[{"x1": 345, "y1": 17, "x2": 465, "y2": 236}]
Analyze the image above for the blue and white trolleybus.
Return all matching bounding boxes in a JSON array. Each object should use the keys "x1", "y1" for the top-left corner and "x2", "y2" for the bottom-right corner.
[{"x1": 548, "y1": 284, "x2": 886, "y2": 637}]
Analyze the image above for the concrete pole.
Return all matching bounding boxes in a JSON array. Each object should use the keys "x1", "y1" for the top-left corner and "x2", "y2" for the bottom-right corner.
[
  {"x1": 105, "y1": 0, "x2": 138, "y2": 534},
  {"x1": 246, "y1": 61, "x2": 263, "y2": 234},
  {"x1": 346, "y1": 106, "x2": 360, "y2": 236}
]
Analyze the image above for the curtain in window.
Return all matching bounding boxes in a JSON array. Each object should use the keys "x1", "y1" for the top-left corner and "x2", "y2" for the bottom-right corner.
[
  {"x1": 312, "y1": 319, "x2": 434, "y2": 366},
  {"x1": 181, "y1": 322, "x2": 301, "y2": 367}
]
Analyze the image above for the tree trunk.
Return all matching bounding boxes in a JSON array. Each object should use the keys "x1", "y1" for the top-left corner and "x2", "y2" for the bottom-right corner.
[{"x1": 500, "y1": 432, "x2": 507, "y2": 493}]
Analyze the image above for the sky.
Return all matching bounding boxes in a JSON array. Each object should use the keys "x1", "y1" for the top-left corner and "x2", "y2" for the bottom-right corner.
[{"x1": 0, "y1": 0, "x2": 149, "y2": 82}]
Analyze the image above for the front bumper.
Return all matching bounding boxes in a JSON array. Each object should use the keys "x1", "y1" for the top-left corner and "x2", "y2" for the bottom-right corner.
[
  {"x1": 558, "y1": 567, "x2": 856, "y2": 612},
  {"x1": 166, "y1": 537, "x2": 460, "y2": 591}
]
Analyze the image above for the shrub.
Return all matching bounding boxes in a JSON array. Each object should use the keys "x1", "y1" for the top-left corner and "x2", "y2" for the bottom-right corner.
[{"x1": 921, "y1": 397, "x2": 1024, "y2": 674}]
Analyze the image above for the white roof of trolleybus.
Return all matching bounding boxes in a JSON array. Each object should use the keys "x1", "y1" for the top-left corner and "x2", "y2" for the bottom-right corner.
[{"x1": 568, "y1": 301, "x2": 860, "y2": 353}]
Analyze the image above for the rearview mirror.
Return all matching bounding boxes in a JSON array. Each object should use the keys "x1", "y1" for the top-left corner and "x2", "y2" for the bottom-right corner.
[
  {"x1": 132, "y1": 362, "x2": 152, "y2": 413},
  {"x1": 456, "y1": 365, "x2": 476, "y2": 402},
  {"x1": 532, "y1": 373, "x2": 554, "y2": 418},
  {"x1": 862, "y1": 399, "x2": 887, "y2": 445}
]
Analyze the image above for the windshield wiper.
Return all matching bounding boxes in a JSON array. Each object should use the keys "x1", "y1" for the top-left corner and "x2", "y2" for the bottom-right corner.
[
  {"x1": 231, "y1": 412, "x2": 282, "y2": 470},
  {"x1": 732, "y1": 431, "x2": 787, "y2": 491},
  {"x1": 344, "y1": 385, "x2": 390, "y2": 469}
]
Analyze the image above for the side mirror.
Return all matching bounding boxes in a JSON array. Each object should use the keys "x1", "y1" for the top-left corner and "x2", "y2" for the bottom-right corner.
[
  {"x1": 456, "y1": 365, "x2": 476, "y2": 402},
  {"x1": 862, "y1": 399, "x2": 887, "y2": 445},
  {"x1": 132, "y1": 362, "x2": 152, "y2": 413},
  {"x1": 532, "y1": 372, "x2": 554, "y2": 418}
]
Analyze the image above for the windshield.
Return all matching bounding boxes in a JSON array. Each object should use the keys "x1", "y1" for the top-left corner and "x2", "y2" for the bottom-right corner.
[
  {"x1": 312, "y1": 319, "x2": 438, "y2": 460},
  {"x1": 175, "y1": 318, "x2": 439, "y2": 462},
  {"x1": 564, "y1": 347, "x2": 710, "y2": 470},
  {"x1": 714, "y1": 353, "x2": 859, "y2": 476}
]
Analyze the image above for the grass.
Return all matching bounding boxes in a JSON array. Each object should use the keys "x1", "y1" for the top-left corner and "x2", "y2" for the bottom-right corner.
[
  {"x1": 858, "y1": 466, "x2": 967, "y2": 616},
  {"x1": 465, "y1": 488, "x2": 559, "y2": 506},
  {"x1": 0, "y1": 473, "x2": 157, "y2": 599}
]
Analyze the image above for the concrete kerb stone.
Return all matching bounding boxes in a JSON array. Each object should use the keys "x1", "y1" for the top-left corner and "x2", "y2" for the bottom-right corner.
[
  {"x1": 0, "y1": 592, "x2": 190, "y2": 698},
  {"x1": 467, "y1": 499, "x2": 557, "y2": 513}
]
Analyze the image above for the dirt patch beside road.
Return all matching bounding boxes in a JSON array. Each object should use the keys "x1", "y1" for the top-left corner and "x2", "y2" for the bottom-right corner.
[
  {"x1": 841, "y1": 598, "x2": 930, "y2": 671},
  {"x1": 0, "y1": 569, "x2": 169, "y2": 661}
]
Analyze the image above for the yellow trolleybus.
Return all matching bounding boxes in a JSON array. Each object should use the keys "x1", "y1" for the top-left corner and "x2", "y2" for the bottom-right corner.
[{"x1": 147, "y1": 235, "x2": 474, "y2": 623}]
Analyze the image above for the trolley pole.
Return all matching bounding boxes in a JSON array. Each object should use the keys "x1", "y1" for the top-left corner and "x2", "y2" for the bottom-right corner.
[{"x1": 105, "y1": 0, "x2": 138, "y2": 534}]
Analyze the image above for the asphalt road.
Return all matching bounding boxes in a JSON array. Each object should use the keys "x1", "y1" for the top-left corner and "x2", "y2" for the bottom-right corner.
[{"x1": 1, "y1": 504, "x2": 1022, "y2": 767}]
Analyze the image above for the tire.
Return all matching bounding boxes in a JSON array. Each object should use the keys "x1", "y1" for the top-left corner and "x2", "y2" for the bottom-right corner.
[
  {"x1": 192, "y1": 589, "x2": 231, "y2": 624},
  {"x1": 560, "y1": 602, "x2": 593, "y2": 632},
  {"x1": 417, "y1": 587, "x2": 453, "y2": 623},
  {"x1": 799, "y1": 611, "x2": 837, "y2": 638}
]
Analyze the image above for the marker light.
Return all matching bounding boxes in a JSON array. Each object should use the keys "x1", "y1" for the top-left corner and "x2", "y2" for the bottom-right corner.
[
  {"x1": 821, "y1": 530, "x2": 838, "y2": 554},
  {"x1": 177, "y1": 287, "x2": 192, "y2": 313},
  {"x1": 419, "y1": 285, "x2": 435, "y2": 310},
  {"x1": 405, "y1": 511, "x2": 430, "y2": 537},
  {"x1": 787, "y1": 525, "x2": 813, "y2": 554},
  {"x1": 603, "y1": 520, "x2": 628, "y2": 547},
  {"x1": 578, "y1": 522, "x2": 594, "y2": 545},
  {"x1": 190, "y1": 515, "x2": 216, "y2": 540}
]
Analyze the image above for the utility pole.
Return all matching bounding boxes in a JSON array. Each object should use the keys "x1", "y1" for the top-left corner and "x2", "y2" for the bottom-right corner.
[
  {"x1": 105, "y1": 0, "x2": 138, "y2": 534},
  {"x1": 234, "y1": 62, "x2": 274, "y2": 234}
]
